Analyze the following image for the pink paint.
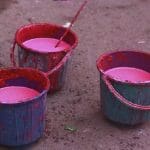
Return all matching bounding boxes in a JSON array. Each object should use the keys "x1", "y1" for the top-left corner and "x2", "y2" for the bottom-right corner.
[
  {"x1": 23, "y1": 38, "x2": 70, "y2": 52},
  {"x1": 0, "y1": 86, "x2": 39, "y2": 104},
  {"x1": 105, "y1": 67, "x2": 150, "y2": 82}
]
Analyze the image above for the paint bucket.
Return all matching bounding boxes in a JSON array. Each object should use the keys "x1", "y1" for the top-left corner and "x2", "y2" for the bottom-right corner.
[
  {"x1": 0, "y1": 68, "x2": 50, "y2": 146},
  {"x1": 10, "y1": 23, "x2": 78, "y2": 93},
  {"x1": 97, "y1": 50, "x2": 150, "y2": 125}
]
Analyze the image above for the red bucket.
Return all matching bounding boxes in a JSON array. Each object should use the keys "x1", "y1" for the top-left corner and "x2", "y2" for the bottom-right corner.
[{"x1": 10, "y1": 23, "x2": 78, "y2": 93}]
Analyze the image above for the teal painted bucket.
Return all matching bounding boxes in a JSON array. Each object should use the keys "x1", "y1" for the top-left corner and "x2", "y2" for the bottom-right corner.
[
  {"x1": 97, "y1": 50, "x2": 150, "y2": 125},
  {"x1": 10, "y1": 23, "x2": 78, "y2": 93}
]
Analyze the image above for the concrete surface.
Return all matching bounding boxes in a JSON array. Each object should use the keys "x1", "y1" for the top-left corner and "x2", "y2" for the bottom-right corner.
[{"x1": 0, "y1": 0, "x2": 150, "y2": 150}]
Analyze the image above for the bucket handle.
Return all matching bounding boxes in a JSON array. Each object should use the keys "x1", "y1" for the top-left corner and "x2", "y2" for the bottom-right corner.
[
  {"x1": 10, "y1": 40, "x2": 17, "y2": 67},
  {"x1": 102, "y1": 75, "x2": 150, "y2": 111},
  {"x1": 45, "y1": 49, "x2": 72, "y2": 76},
  {"x1": 10, "y1": 39, "x2": 72, "y2": 77}
]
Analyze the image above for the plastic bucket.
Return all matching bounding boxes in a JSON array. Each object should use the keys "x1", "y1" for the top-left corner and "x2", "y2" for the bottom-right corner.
[
  {"x1": 97, "y1": 50, "x2": 150, "y2": 125},
  {"x1": 10, "y1": 23, "x2": 78, "y2": 93},
  {"x1": 0, "y1": 68, "x2": 50, "y2": 146}
]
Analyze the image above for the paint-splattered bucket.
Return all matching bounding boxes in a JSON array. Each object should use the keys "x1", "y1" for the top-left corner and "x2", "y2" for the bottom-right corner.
[
  {"x1": 10, "y1": 23, "x2": 78, "y2": 93},
  {"x1": 0, "y1": 68, "x2": 50, "y2": 146},
  {"x1": 97, "y1": 50, "x2": 150, "y2": 125}
]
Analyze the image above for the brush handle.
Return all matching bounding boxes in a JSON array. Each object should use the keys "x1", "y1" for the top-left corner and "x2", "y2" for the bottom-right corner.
[{"x1": 55, "y1": 0, "x2": 87, "y2": 47}]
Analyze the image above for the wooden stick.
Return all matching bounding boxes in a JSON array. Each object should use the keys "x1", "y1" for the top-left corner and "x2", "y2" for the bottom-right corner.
[{"x1": 55, "y1": 0, "x2": 88, "y2": 47}]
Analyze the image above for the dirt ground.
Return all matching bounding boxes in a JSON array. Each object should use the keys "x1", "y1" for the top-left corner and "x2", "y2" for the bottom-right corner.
[{"x1": 0, "y1": 0, "x2": 150, "y2": 150}]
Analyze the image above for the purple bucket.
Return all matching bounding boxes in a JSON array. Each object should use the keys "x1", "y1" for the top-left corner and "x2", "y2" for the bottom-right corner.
[{"x1": 0, "y1": 68, "x2": 50, "y2": 146}]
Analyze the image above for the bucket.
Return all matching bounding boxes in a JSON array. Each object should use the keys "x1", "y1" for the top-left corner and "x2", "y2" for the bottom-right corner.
[
  {"x1": 97, "y1": 50, "x2": 150, "y2": 125},
  {"x1": 0, "y1": 68, "x2": 50, "y2": 146},
  {"x1": 10, "y1": 23, "x2": 78, "y2": 93}
]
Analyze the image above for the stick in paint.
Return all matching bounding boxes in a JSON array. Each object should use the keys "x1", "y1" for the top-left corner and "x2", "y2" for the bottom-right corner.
[{"x1": 55, "y1": 0, "x2": 88, "y2": 47}]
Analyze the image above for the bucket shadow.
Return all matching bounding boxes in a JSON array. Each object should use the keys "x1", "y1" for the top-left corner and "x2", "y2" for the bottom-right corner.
[
  {"x1": 0, "y1": 138, "x2": 42, "y2": 150},
  {"x1": 89, "y1": 110, "x2": 144, "y2": 130},
  {"x1": 101, "y1": 113, "x2": 144, "y2": 130}
]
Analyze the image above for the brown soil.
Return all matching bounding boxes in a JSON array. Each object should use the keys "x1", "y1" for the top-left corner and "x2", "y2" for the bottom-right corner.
[{"x1": 0, "y1": 0, "x2": 150, "y2": 150}]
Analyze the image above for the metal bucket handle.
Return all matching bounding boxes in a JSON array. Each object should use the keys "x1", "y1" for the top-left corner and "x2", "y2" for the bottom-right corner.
[
  {"x1": 45, "y1": 49, "x2": 72, "y2": 76},
  {"x1": 10, "y1": 40, "x2": 17, "y2": 67},
  {"x1": 10, "y1": 39, "x2": 72, "y2": 77},
  {"x1": 102, "y1": 75, "x2": 150, "y2": 111}
]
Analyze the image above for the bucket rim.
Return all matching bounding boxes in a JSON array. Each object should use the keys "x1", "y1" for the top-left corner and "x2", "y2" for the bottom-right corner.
[
  {"x1": 15, "y1": 23, "x2": 78, "y2": 54},
  {"x1": 96, "y1": 49, "x2": 150, "y2": 86},
  {"x1": 0, "y1": 67, "x2": 50, "y2": 105}
]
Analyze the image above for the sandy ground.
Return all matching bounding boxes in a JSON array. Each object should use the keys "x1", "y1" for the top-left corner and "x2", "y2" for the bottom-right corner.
[{"x1": 0, "y1": 0, "x2": 150, "y2": 150}]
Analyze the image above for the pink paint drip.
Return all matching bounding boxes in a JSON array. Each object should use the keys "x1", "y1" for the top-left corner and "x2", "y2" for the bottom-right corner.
[
  {"x1": 105, "y1": 67, "x2": 150, "y2": 82},
  {"x1": 0, "y1": 86, "x2": 39, "y2": 104},
  {"x1": 23, "y1": 38, "x2": 70, "y2": 52}
]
